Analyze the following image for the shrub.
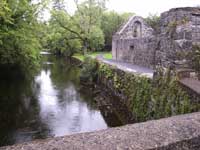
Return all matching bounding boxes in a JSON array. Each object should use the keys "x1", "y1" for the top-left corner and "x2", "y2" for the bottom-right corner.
[
  {"x1": 80, "y1": 57, "x2": 98, "y2": 83},
  {"x1": 190, "y1": 45, "x2": 200, "y2": 79},
  {"x1": 145, "y1": 14, "x2": 160, "y2": 33},
  {"x1": 98, "y1": 63, "x2": 192, "y2": 122}
]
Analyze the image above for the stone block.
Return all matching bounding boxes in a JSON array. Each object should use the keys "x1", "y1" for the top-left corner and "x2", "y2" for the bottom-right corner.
[{"x1": 112, "y1": 7, "x2": 200, "y2": 69}]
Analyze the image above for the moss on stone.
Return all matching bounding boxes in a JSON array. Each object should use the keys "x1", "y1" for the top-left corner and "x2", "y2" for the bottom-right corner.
[
  {"x1": 98, "y1": 62, "x2": 195, "y2": 122},
  {"x1": 81, "y1": 57, "x2": 198, "y2": 122}
]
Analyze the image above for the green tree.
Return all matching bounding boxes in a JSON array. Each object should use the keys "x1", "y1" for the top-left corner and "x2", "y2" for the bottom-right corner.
[
  {"x1": 101, "y1": 11, "x2": 133, "y2": 50},
  {"x1": 145, "y1": 14, "x2": 160, "y2": 32},
  {"x1": 47, "y1": 10, "x2": 82, "y2": 56},
  {"x1": 0, "y1": 0, "x2": 49, "y2": 74},
  {"x1": 51, "y1": 0, "x2": 106, "y2": 54},
  {"x1": 190, "y1": 45, "x2": 200, "y2": 80},
  {"x1": 0, "y1": 0, "x2": 12, "y2": 23},
  {"x1": 48, "y1": 0, "x2": 134, "y2": 55}
]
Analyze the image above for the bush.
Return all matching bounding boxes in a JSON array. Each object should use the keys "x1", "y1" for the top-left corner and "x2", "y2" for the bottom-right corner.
[
  {"x1": 191, "y1": 45, "x2": 200, "y2": 79},
  {"x1": 98, "y1": 63, "x2": 192, "y2": 122},
  {"x1": 145, "y1": 14, "x2": 160, "y2": 33},
  {"x1": 80, "y1": 57, "x2": 98, "y2": 83}
]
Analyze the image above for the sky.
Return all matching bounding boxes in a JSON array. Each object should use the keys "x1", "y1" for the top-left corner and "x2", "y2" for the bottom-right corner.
[
  {"x1": 42, "y1": 0, "x2": 200, "y2": 20},
  {"x1": 107, "y1": 0, "x2": 200, "y2": 17}
]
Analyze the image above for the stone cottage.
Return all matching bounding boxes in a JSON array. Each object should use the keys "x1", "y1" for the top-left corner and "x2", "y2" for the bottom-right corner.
[{"x1": 112, "y1": 7, "x2": 200, "y2": 69}]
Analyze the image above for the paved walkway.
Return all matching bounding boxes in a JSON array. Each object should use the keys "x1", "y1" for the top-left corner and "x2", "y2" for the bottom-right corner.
[
  {"x1": 97, "y1": 56, "x2": 200, "y2": 94},
  {"x1": 97, "y1": 56, "x2": 154, "y2": 78},
  {"x1": 180, "y1": 78, "x2": 200, "y2": 95}
]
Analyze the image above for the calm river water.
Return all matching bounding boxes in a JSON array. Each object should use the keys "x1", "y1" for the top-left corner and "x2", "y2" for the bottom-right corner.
[{"x1": 0, "y1": 54, "x2": 109, "y2": 147}]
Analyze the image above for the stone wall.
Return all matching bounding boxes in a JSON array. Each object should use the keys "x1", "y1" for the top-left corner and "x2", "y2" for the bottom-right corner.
[
  {"x1": 156, "y1": 7, "x2": 200, "y2": 68},
  {"x1": 178, "y1": 75, "x2": 200, "y2": 112},
  {"x1": 96, "y1": 59, "x2": 199, "y2": 122},
  {"x1": 113, "y1": 7, "x2": 200, "y2": 69},
  {"x1": 112, "y1": 16, "x2": 156, "y2": 69},
  {"x1": 115, "y1": 16, "x2": 154, "y2": 38},
  {"x1": 112, "y1": 37, "x2": 157, "y2": 69},
  {"x1": 2, "y1": 112, "x2": 200, "y2": 150}
]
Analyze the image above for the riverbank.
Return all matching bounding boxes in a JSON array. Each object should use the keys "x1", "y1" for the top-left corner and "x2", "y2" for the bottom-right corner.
[
  {"x1": 79, "y1": 55, "x2": 200, "y2": 122},
  {"x1": 1, "y1": 55, "x2": 200, "y2": 149},
  {"x1": 72, "y1": 52, "x2": 112, "y2": 62},
  {"x1": 0, "y1": 54, "x2": 112, "y2": 147}
]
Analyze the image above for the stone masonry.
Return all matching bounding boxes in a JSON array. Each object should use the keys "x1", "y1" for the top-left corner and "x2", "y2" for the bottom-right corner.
[
  {"x1": 112, "y1": 16, "x2": 156, "y2": 69},
  {"x1": 112, "y1": 7, "x2": 200, "y2": 69},
  {"x1": 1, "y1": 112, "x2": 200, "y2": 150}
]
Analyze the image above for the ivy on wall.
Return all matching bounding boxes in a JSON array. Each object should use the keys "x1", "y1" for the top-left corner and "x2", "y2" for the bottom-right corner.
[
  {"x1": 80, "y1": 57, "x2": 198, "y2": 122},
  {"x1": 98, "y1": 63, "x2": 193, "y2": 122}
]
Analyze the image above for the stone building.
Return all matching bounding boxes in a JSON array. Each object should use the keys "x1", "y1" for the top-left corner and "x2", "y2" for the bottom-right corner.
[{"x1": 112, "y1": 7, "x2": 200, "y2": 69}]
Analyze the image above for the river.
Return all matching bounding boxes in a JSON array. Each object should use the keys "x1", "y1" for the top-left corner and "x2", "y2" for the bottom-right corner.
[{"x1": 0, "y1": 54, "x2": 110, "y2": 147}]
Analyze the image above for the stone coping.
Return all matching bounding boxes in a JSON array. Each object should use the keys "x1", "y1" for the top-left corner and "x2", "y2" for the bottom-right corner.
[
  {"x1": 96, "y1": 56, "x2": 154, "y2": 78},
  {"x1": 180, "y1": 78, "x2": 200, "y2": 95},
  {"x1": 1, "y1": 112, "x2": 200, "y2": 150}
]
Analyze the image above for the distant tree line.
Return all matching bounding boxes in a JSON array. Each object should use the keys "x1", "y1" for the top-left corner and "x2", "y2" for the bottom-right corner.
[
  {"x1": 43, "y1": 0, "x2": 134, "y2": 56},
  {"x1": 0, "y1": 0, "x2": 136, "y2": 74}
]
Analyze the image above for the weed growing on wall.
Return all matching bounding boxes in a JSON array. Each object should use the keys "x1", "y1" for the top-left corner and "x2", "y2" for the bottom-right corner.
[
  {"x1": 190, "y1": 45, "x2": 200, "y2": 80},
  {"x1": 80, "y1": 57, "x2": 98, "y2": 83},
  {"x1": 98, "y1": 63, "x2": 193, "y2": 122},
  {"x1": 80, "y1": 57, "x2": 196, "y2": 122}
]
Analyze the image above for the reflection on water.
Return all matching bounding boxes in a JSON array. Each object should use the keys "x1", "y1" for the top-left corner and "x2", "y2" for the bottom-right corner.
[
  {"x1": 0, "y1": 54, "x2": 107, "y2": 147},
  {"x1": 35, "y1": 69, "x2": 107, "y2": 137},
  {"x1": 40, "y1": 51, "x2": 51, "y2": 55}
]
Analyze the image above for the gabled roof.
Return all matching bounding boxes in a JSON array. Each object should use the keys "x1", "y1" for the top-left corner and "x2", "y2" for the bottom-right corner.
[
  {"x1": 116, "y1": 16, "x2": 144, "y2": 35},
  {"x1": 114, "y1": 16, "x2": 154, "y2": 38}
]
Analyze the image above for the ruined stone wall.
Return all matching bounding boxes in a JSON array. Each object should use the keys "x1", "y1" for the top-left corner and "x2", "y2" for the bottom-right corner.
[
  {"x1": 113, "y1": 7, "x2": 200, "y2": 69},
  {"x1": 112, "y1": 16, "x2": 156, "y2": 68},
  {"x1": 112, "y1": 37, "x2": 156, "y2": 68},
  {"x1": 96, "y1": 59, "x2": 199, "y2": 122},
  {"x1": 115, "y1": 16, "x2": 154, "y2": 38},
  {"x1": 156, "y1": 7, "x2": 200, "y2": 68}
]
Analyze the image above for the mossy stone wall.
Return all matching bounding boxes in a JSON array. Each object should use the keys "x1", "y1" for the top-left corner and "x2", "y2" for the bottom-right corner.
[{"x1": 98, "y1": 62, "x2": 197, "y2": 122}]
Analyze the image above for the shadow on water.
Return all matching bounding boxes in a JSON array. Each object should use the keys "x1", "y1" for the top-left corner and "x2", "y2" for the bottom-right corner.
[
  {"x1": 0, "y1": 54, "x2": 125, "y2": 147},
  {"x1": 0, "y1": 66, "x2": 40, "y2": 146}
]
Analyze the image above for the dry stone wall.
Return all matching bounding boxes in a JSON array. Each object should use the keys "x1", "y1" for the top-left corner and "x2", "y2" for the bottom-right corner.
[
  {"x1": 113, "y1": 7, "x2": 200, "y2": 69},
  {"x1": 156, "y1": 7, "x2": 200, "y2": 68},
  {"x1": 112, "y1": 38, "x2": 157, "y2": 69},
  {"x1": 112, "y1": 16, "x2": 156, "y2": 69}
]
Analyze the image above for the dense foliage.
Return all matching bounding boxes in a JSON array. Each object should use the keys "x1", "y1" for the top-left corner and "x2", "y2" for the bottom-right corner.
[
  {"x1": 80, "y1": 56, "x2": 98, "y2": 82},
  {"x1": 145, "y1": 14, "x2": 160, "y2": 32},
  {"x1": 0, "y1": 0, "x2": 132, "y2": 76},
  {"x1": 98, "y1": 62, "x2": 194, "y2": 122},
  {"x1": 46, "y1": 12, "x2": 82, "y2": 56},
  {"x1": 80, "y1": 57, "x2": 196, "y2": 121},
  {"x1": 0, "y1": 0, "x2": 47, "y2": 73},
  {"x1": 46, "y1": 0, "x2": 132, "y2": 56},
  {"x1": 191, "y1": 45, "x2": 200, "y2": 78},
  {"x1": 101, "y1": 11, "x2": 133, "y2": 50}
]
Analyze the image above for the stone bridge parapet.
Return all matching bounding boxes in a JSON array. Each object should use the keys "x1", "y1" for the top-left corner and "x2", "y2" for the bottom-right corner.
[{"x1": 1, "y1": 112, "x2": 200, "y2": 150}]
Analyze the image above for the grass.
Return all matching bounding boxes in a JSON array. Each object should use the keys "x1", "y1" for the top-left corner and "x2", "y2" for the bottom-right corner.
[
  {"x1": 103, "y1": 52, "x2": 112, "y2": 59},
  {"x1": 72, "y1": 54, "x2": 85, "y2": 61},
  {"x1": 72, "y1": 51, "x2": 112, "y2": 62}
]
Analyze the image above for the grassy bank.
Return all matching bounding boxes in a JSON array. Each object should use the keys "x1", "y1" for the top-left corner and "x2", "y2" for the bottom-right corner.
[{"x1": 73, "y1": 52, "x2": 112, "y2": 61}]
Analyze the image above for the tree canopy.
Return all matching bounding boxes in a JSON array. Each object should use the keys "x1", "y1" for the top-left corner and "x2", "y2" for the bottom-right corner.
[
  {"x1": 47, "y1": 0, "x2": 132, "y2": 55},
  {"x1": 0, "y1": 0, "x2": 47, "y2": 74},
  {"x1": 0, "y1": 0, "x2": 133, "y2": 74}
]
